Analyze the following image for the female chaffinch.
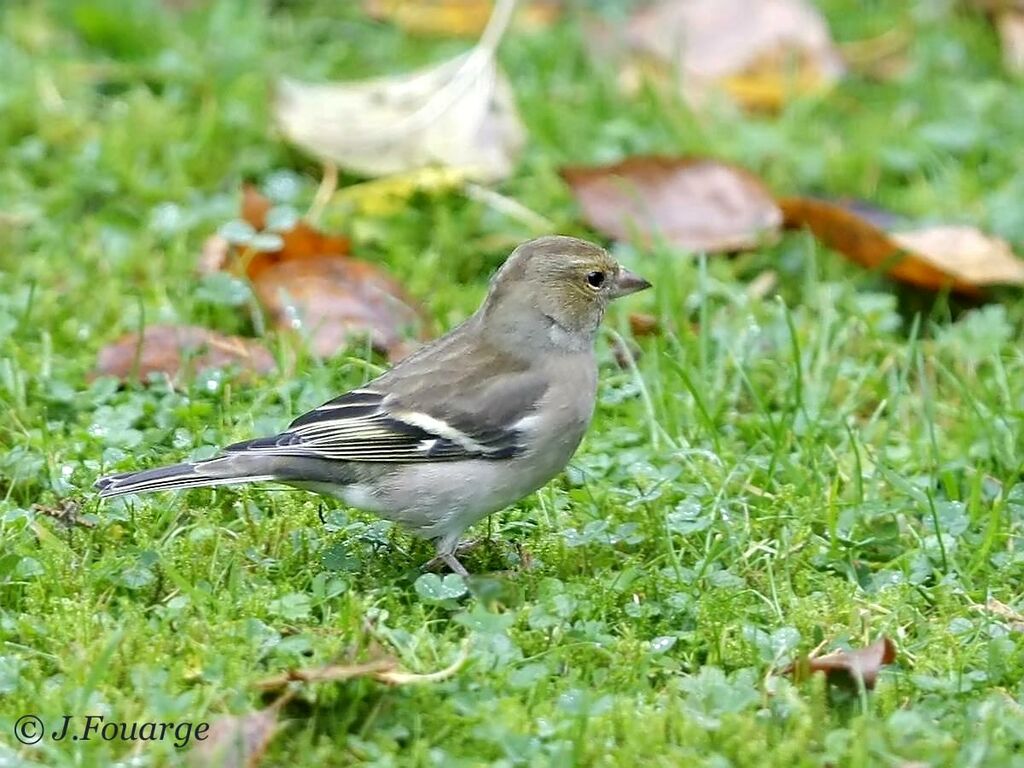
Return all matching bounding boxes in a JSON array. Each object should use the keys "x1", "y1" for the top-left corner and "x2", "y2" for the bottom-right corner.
[{"x1": 96, "y1": 235, "x2": 651, "y2": 574}]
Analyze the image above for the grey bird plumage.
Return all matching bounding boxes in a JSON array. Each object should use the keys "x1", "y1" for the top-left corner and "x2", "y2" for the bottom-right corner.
[{"x1": 95, "y1": 235, "x2": 651, "y2": 574}]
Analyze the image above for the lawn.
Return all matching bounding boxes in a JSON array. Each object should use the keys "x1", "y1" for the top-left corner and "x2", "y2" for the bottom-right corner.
[{"x1": 2, "y1": 1, "x2": 1024, "y2": 766}]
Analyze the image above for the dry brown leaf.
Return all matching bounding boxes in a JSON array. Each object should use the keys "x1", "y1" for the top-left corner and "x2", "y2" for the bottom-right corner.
[
  {"x1": 220, "y1": 185, "x2": 423, "y2": 362},
  {"x1": 562, "y1": 156, "x2": 782, "y2": 252},
  {"x1": 94, "y1": 325, "x2": 276, "y2": 383},
  {"x1": 188, "y1": 693, "x2": 292, "y2": 768},
  {"x1": 32, "y1": 499, "x2": 95, "y2": 529},
  {"x1": 780, "y1": 197, "x2": 1024, "y2": 294},
  {"x1": 593, "y1": 0, "x2": 843, "y2": 110},
  {"x1": 791, "y1": 636, "x2": 896, "y2": 690},
  {"x1": 275, "y1": 1, "x2": 525, "y2": 183},
  {"x1": 364, "y1": 0, "x2": 560, "y2": 36},
  {"x1": 628, "y1": 313, "x2": 660, "y2": 336},
  {"x1": 251, "y1": 257, "x2": 424, "y2": 363}
]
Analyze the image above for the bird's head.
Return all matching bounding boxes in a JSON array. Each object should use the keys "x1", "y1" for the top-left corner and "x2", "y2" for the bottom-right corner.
[{"x1": 481, "y1": 236, "x2": 651, "y2": 352}]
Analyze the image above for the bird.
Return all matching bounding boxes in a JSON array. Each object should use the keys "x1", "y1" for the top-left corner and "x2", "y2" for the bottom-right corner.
[{"x1": 95, "y1": 235, "x2": 651, "y2": 575}]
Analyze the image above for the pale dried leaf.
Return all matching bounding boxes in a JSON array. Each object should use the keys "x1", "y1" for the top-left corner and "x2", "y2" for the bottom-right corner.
[
  {"x1": 600, "y1": 0, "x2": 843, "y2": 109},
  {"x1": 376, "y1": 641, "x2": 470, "y2": 684},
  {"x1": 274, "y1": 51, "x2": 524, "y2": 182},
  {"x1": 892, "y1": 226, "x2": 1024, "y2": 287},
  {"x1": 256, "y1": 644, "x2": 469, "y2": 691},
  {"x1": 562, "y1": 156, "x2": 782, "y2": 252},
  {"x1": 746, "y1": 270, "x2": 779, "y2": 300},
  {"x1": 970, "y1": 598, "x2": 1024, "y2": 631},
  {"x1": 255, "y1": 659, "x2": 397, "y2": 692},
  {"x1": 198, "y1": 234, "x2": 230, "y2": 275},
  {"x1": 997, "y1": 11, "x2": 1024, "y2": 73},
  {"x1": 94, "y1": 325, "x2": 276, "y2": 383}
]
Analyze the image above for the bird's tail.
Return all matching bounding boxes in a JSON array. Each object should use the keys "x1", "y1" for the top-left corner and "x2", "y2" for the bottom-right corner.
[{"x1": 95, "y1": 455, "x2": 276, "y2": 499}]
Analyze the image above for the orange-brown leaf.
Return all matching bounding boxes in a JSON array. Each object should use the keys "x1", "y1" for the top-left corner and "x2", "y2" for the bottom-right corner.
[
  {"x1": 94, "y1": 325, "x2": 276, "y2": 383},
  {"x1": 628, "y1": 313, "x2": 660, "y2": 337},
  {"x1": 562, "y1": 156, "x2": 782, "y2": 252},
  {"x1": 779, "y1": 197, "x2": 1024, "y2": 294},
  {"x1": 238, "y1": 185, "x2": 351, "y2": 279}
]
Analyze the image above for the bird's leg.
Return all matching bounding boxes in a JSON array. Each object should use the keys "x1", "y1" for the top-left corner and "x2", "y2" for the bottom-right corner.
[
  {"x1": 438, "y1": 553, "x2": 470, "y2": 577},
  {"x1": 424, "y1": 534, "x2": 472, "y2": 577},
  {"x1": 453, "y1": 538, "x2": 485, "y2": 556}
]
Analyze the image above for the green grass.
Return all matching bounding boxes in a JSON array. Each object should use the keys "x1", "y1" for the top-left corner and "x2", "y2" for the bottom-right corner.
[{"x1": 2, "y1": 1, "x2": 1024, "y2": 765}]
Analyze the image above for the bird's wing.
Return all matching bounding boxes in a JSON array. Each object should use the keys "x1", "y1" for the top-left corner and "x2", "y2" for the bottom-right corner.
[{"x1": 226, "y1": 371, "x2": 548, "y2": 463}]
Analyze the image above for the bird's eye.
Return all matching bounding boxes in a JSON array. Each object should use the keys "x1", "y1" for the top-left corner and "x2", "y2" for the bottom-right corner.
[{"x1": 586, "y1": 271, "x2": 606, "y2": 289}]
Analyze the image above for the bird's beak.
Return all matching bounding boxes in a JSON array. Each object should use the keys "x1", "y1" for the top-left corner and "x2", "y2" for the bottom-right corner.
[{"x1": 609, "y1": 268, "x2": 652, "y2": 300}]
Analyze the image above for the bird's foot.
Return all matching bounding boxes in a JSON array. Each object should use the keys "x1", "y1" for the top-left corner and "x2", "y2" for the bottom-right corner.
[
  {"x1": 424, "y1": 552, "x2": 470, "y2": 577},
  {"x1": 452, "y1": 537, "x2": 487, "y2": 556}
]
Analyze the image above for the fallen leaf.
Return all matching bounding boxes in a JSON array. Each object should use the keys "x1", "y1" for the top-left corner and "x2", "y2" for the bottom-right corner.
[
  {"x1": 746, "y1": 270, "x2": 779, "y2": 300},
  {"x1": 970, "y1": 598, "x2": 1024, "y2": 632},
  {"x1": 32, "y1": 499, "x2": 95, "y2": 529},
  {"x1": 364, "y1": 0, "x2": 560, "y2": 37},
  {"x1": 838, "y1": 27, "x2": 912, "y2": 81},
  {"x1": 220, "y1": 185, "x2": 424, "y2": 362},
  {"x1": 791, "y1": 636, "x2": 896, "y2": 690},
  {"x1": 251, "y1": 257, "x2": 424, "y2": 363},
  {"x1": 337, "y1": 167, "x2": 468, "y2": 217},
  {"x1": 188, "y1": 692, "x2": 292, "y2": 768},
  {"x1": 256, "y1": 643, "x2": 469, "y2": 692},
  {"x1": 997, "y1": 11, "x2": 1024, "y2": 73},
  {"x1": 562, "y1": 156, "x2": 782, "y2": 252},
  {"x1": 890, "y1": 226, "x2": 1024, "y2": 286},
  {"x1": 198, "y1": 233, "x2": 230, "y2": 276},
  {"x1": 94, "y1": 325, "x2": 276, "y2": 383},
  {"x1": 237, "y1": 184, "x2": 350, "y2": 279},
  {"x1": 592, "y1": 0, "x2": 844, "y2": 110},
  {"x1": 275, "y1": 1, "x2": 525, "y2": 183},
  {"x1": 628, "y1": 313, "x2": 660, "y2": 336},
  {"x1": 255, "y1": 659, "x2": 397, "y2": 692},
  {"x1": 780, "y1": 197, "x2": 1024, "y2": 293},
  {"x1": 968, "y1": 0, "x2": 1024, "y2": 73}
]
